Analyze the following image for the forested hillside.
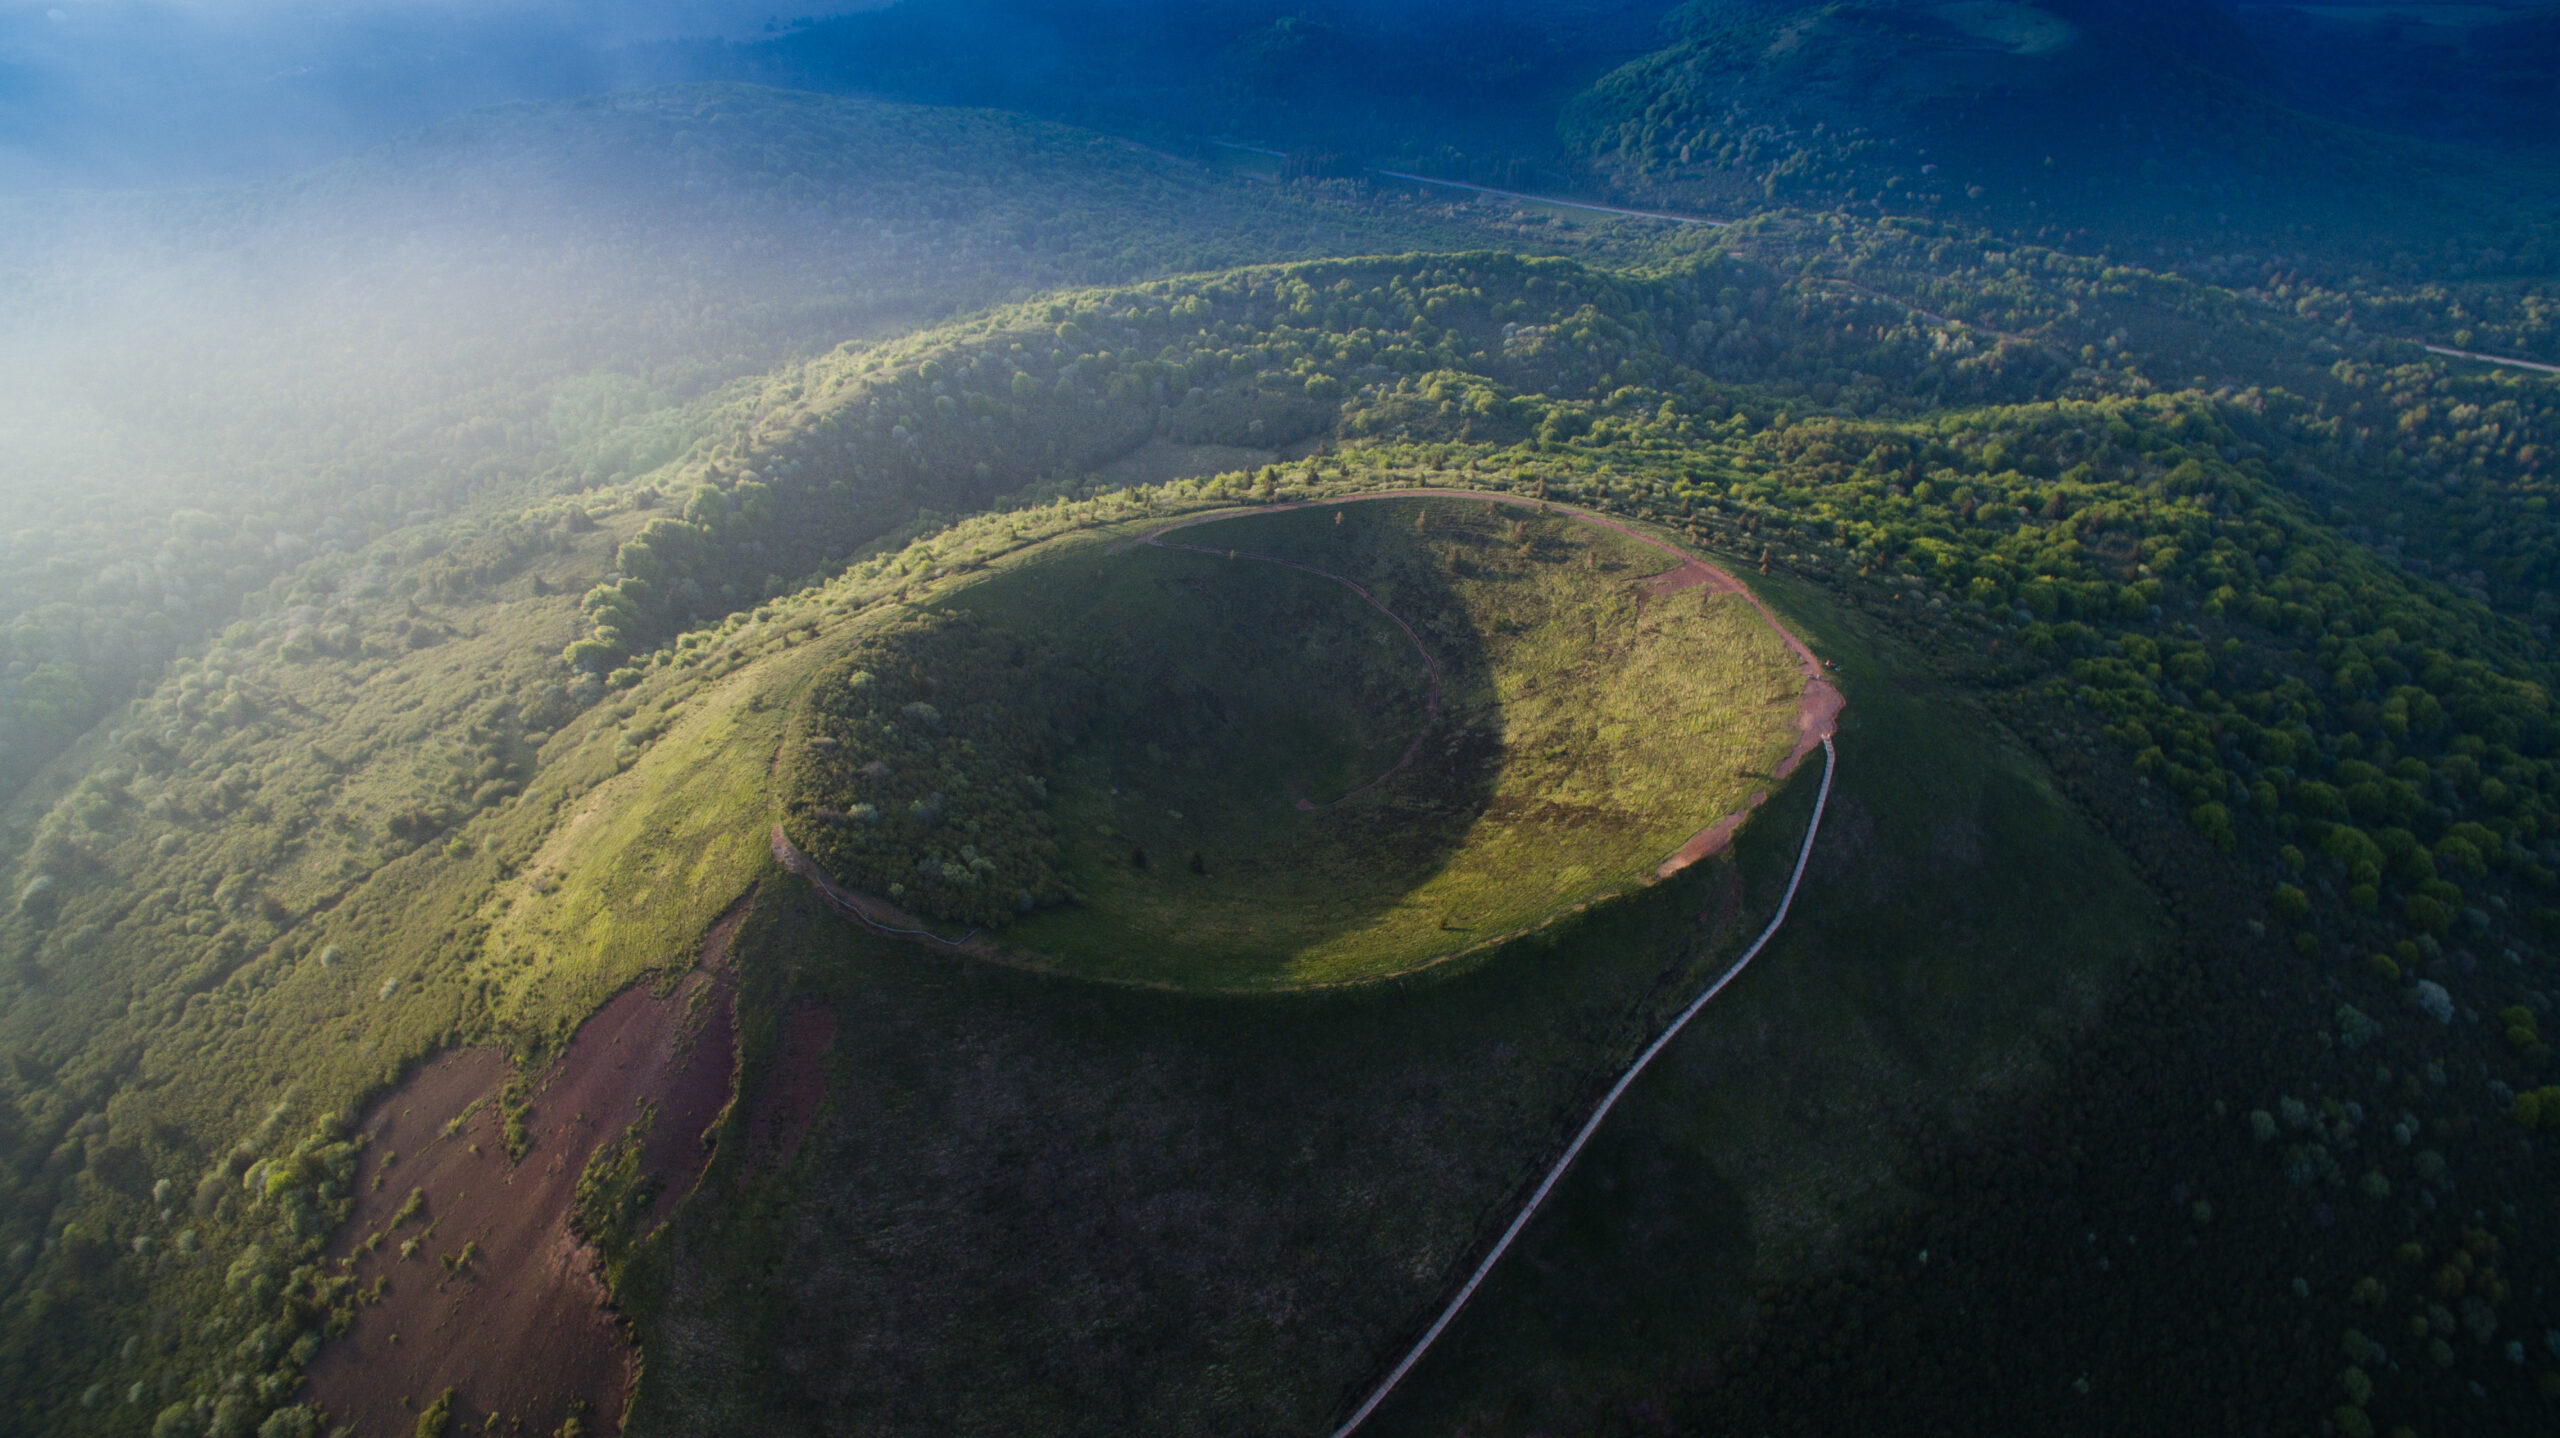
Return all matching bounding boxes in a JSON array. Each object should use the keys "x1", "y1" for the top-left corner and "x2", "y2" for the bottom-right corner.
[
  {"x1": 0, "y1": 83, "x2": 1520, "y2": 811},
  {"x1": 3, "y1": 186, "x2": 2559, "y2": 1429},
  {"x1": 4, "y1": 20, "x2": 2560, "y2": 1432},
  {"x1": 1562, "y1": 1, "x2": 2560, "y2": 277}
]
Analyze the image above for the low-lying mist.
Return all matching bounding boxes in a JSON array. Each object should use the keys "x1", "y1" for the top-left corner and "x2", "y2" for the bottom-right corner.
[{"x1": 0, "y1": 80, "x2": 1505, "y2": 806}]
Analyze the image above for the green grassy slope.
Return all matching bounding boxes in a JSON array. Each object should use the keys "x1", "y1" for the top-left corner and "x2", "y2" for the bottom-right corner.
[
  {"x1": 1361, "y1": 570, "x2": 2163, "y2": 1433},
  {"x1": 778, "y1": 497, "x2": 1804, "y2": 988},
  {"x1": 619, "y1": 754, "x2": 1826, "y2": 1438},
  {"x1": 4, "y1": 212, "x2": 2559, "y2": 1436},
  {"x1": 592, "y1": 508, "x2": 2156, "y2": 1438}
]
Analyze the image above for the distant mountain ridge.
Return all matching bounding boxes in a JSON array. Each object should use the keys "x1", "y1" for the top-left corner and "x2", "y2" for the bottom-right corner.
[{"x1": 1561, "y1": 0, "x2": 2560, "y2": 275}]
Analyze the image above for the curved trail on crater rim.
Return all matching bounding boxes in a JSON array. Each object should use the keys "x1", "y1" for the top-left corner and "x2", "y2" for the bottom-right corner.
[
  {"x1": 775, "y1": 490, "x2": 1841, "y2": 984},
  {"x1": 1140, "y1": 529, "x2": 1447, "y2": 809},
  {"x1": 1329, "y1": 733, "x2": 1838, "y2": 1438}
]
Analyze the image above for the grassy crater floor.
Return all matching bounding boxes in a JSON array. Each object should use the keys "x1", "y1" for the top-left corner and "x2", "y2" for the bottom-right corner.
[{"x1": 779, "y1": 496, "x2": 1808, "y2": 988}]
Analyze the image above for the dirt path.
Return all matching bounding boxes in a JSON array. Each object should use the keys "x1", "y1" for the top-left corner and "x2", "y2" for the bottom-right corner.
[
  {"x1": 306, "y1": 907, "x2": 750, "y2": 1437},
  {"x1": 772, "y1": 824, "x2": 992, "y2": 953},
  {"x1": 1142, "y1": 489, "x2": 1844, "y2": 870}
]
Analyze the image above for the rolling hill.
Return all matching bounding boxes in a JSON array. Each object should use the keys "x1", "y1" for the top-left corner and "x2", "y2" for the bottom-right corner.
[
  {"x1": 4, "y1": 33, "x2": 2560, "y2": 1435},
  {"x1": 3, "y1": 194, "x2": 2558, "y2": 1434}
]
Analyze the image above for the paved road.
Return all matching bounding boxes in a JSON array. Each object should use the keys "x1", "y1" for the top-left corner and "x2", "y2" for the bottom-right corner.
[
  {"x1": 1329, "y1": 733, "x2": 1839, "y2": 1438},
  {"x1": 2423, "y1": 343, "x2": 2560, "y2": 377},
  {"x1": 1206, "y1": 140, "x2": 1726, "y2": 228},
  {"x1": 1367, "y1": 168, "x2": 1726, "y2": 227}
]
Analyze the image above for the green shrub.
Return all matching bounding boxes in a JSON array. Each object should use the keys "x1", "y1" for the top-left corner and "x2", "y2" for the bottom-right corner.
[
  {"x1": 258, "y1": 1405, "x2": 321, "y2": 1438},
  {"x1": 2401, "y1": 893, "x2": 2453, "y2": 933},
  {"x1": 415, "y1": 1388, "x2": 455, "y2": 1438}
]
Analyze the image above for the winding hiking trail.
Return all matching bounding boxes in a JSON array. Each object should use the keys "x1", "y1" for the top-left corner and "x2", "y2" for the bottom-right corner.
[
  {"x1": 1330, "y1": 733, "x2": 1838, "y2": 1438},
  {"x1": 772, "y1": 823, "x2": 986, "y2": 952},
  {"x1": 770, "y1": 491, "x2": 1846, "y2": 1428},
  {"x1": 776, "y1": 490, "x2": 1842, "y2": 985}
]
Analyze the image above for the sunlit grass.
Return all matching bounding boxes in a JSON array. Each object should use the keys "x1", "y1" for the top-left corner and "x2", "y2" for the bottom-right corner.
[{"x1": 816, "y1": 497, "x2": 1810, "y2": 988}]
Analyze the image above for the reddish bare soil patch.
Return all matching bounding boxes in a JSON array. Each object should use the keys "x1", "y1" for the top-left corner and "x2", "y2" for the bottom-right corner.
[
  {"x1": 1657, "y1": 792, "x2": 1767, "y2": 878},
  {"x1": 1702, "y1": 860, "x2": 1746, "y2": 938},
  {"x1": 742, "y1": 1001, "x2": 837, "y2": 1180},
  {"x1": 637, "y1": 974, "x2": 740, "y2": 1228},
  {"x1": 307, "y1": 907, "x2": 748, "y2": 1437},
  {"x1": 1782, "y1": 677, "x2": 1848, "y2": 772}
]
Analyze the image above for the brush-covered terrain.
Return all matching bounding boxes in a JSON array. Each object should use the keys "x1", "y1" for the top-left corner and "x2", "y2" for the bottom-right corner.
[
  {"x1": 778, "y1": 496, "x2": 1807, "y2": 987},
  {"x1": 0, "y1": 81, "x2": 1602, "y2": 811},
  {"x1": 1, "y1": 62, "x2": 2559, "y2": 1438},
  {"x1": 1563, "y1": 0, "x2": 2560, "y2": 266}
]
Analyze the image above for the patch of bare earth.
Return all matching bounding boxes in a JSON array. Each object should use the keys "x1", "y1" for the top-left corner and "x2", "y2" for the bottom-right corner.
[
  {"x1": 1657, "y1": 800, "x2": 1763, "y2": 878},
  {"x1": 742, "y1": 1001, "x2": 837, "y2": 1181},
  {"x1": 305, "y1": 905, "x2": 749, "y2": 1436}
]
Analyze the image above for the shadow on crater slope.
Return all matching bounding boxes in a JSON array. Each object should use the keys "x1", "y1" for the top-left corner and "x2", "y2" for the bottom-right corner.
[{"x1": 779, "y1": 496, "x2": 1810, "y2": 989}]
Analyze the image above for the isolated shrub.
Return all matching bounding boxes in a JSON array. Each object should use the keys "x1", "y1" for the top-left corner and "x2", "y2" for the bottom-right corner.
[
  {"x1": 258, "y1": 1403, "x2": 321, "y2": 1438},
  {"x1": 562, "y1": 636, "x2": 620, "y2": 673},
  {"x1": 414, "y1": 1389, "x2": 456, "y2": 1438},
  {"x1": 2402, "y1": 893, "x2": 2453, "y2": 933},
  {"x1": 2188, "y1": 801, "x2": 2235, "y2": 852}
]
